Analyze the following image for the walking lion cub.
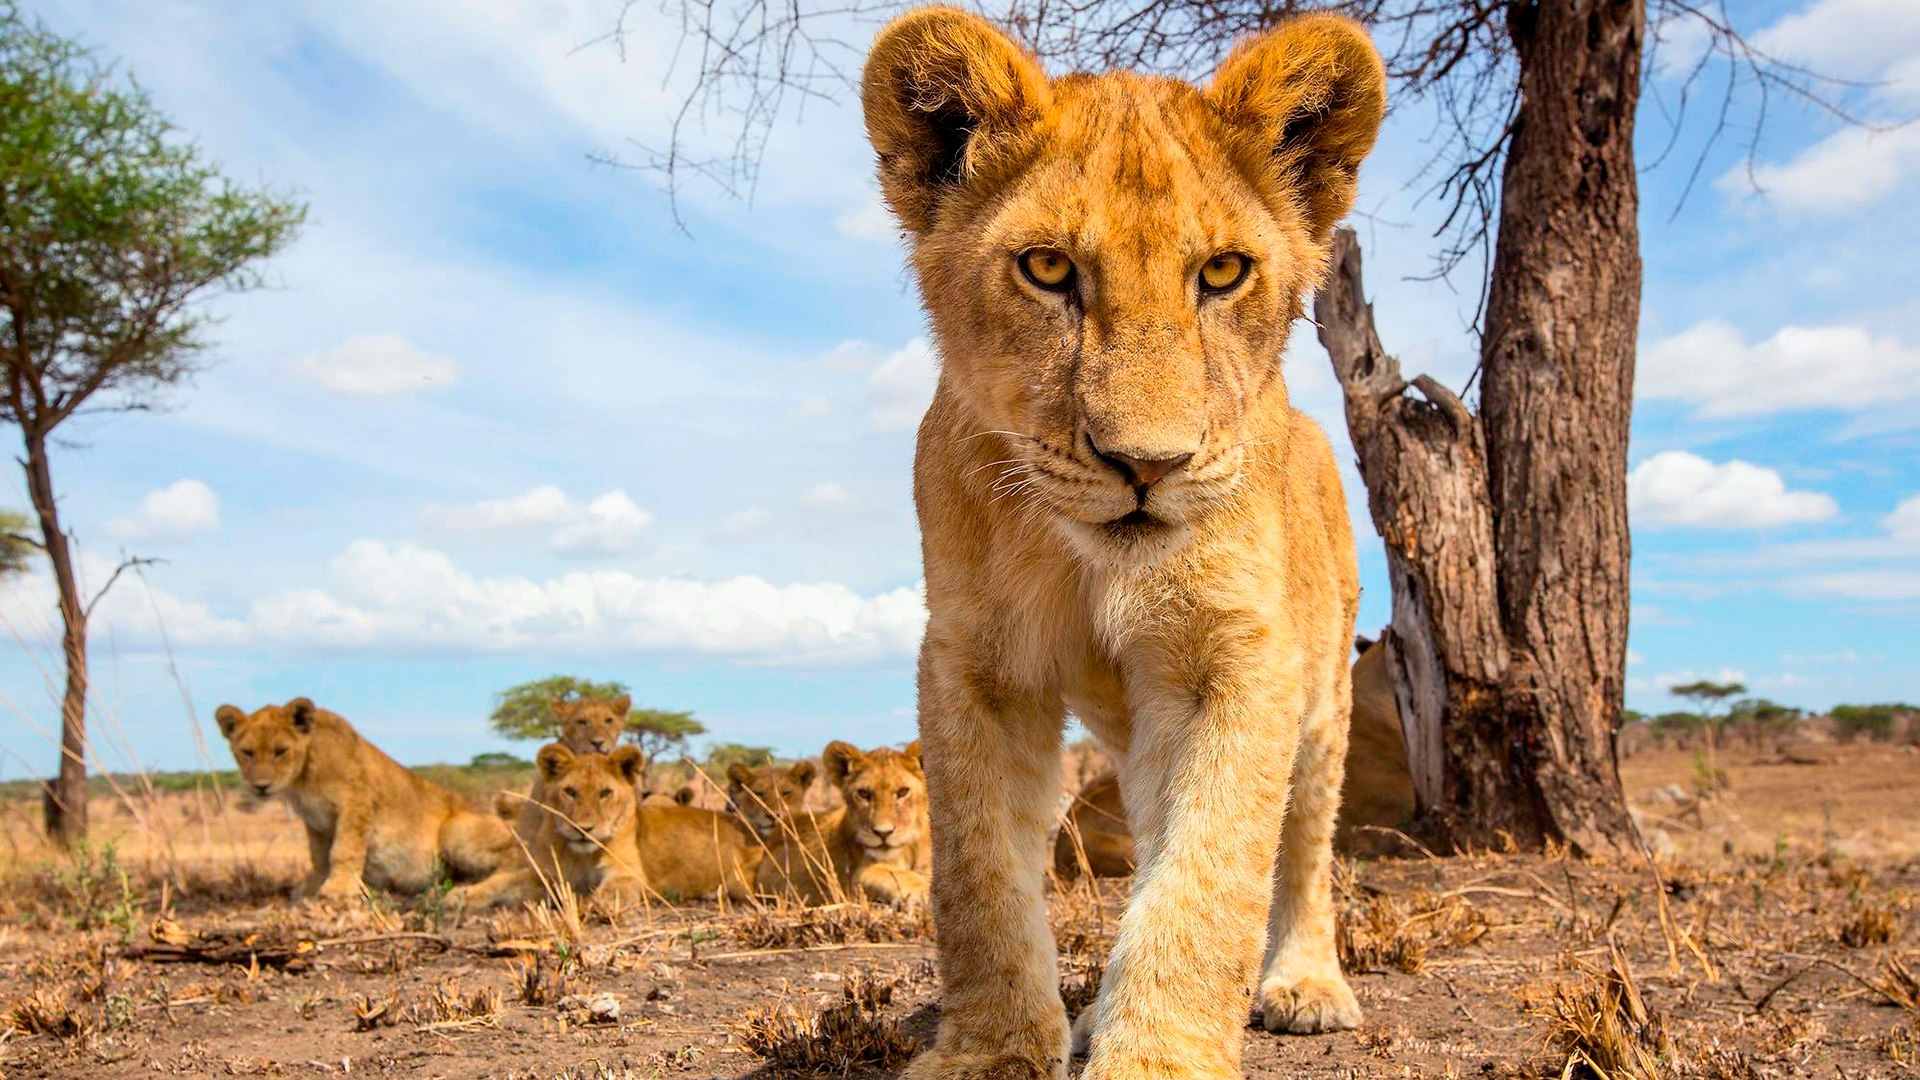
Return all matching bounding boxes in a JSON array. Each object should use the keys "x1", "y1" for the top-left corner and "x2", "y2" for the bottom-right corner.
[
  {"x1": 861, "y1": 8, "x2": 1382, "y2": 1077},
  {"x1": 216, "y1": 698, "x2": 514, "y2": 900}
]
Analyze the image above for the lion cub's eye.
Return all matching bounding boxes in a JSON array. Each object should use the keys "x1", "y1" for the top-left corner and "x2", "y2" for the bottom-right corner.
[
  {"x1": 274, "y1": 748, "x2": 287, "y2": 759},
  {"x1": 563, "y1": 787, "x2": 579, "y2": 799},
  {"x1": 1017, "y1": 248, "x2": 1075, "y2": 292},
  {"x1": 1199, "y1": 252, "x2": 1250, "y2": 293},
  {"x1": 895, "y1": 787, "x2": 911, "y2": 800},
  {"x1": 857, "y1": 788, "x2": 875, "y2": 802},
  {"x1": 599, "y1": 788, "x2": 613, "y2": 799}
]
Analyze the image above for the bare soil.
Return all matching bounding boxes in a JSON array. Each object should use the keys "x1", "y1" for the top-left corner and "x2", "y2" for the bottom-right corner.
[{"x1": 1, "y1": 745, "x2": 1915, "y2": 1078}]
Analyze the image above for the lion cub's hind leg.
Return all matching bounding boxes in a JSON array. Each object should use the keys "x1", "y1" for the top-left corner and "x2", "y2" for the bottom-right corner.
[{"x1": 1258, "y1": 665, "x2": 1361, "y2": 1034}]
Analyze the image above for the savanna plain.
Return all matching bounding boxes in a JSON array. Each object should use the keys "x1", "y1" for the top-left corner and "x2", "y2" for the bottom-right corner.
[{"x1": 0, "y1": 737, "x2": 1915, "y2": 1079}]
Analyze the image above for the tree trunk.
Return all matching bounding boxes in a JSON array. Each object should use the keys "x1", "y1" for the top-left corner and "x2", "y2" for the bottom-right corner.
[
  {"x1": 1318, "y1": 0, "x2": 1644, "y2": 858},
  {"x1": 1477, "y1": 0, "x2": 1642, "y2": 856},
  {"x1": 23, "y1": 427, "x2": 89, "y2": 846}
]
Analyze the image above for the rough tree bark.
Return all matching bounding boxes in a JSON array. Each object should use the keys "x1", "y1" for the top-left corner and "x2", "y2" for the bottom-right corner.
[
  {"x1": 23, "y1": 426, "x2": 89, "y2": 845},
  {"x1": 1478, "y1": 0, "x2": 1642, "y2": 855},
  {"x1": 1315, "y1": 0, "x2": 1643, "y2": 858}
]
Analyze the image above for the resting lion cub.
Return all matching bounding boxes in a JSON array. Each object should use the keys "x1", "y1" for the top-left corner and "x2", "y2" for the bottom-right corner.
[
  {"x1": 861, "y1": 9, "x2": 1381, "y2": 1077},
  {"x1": 454, "y1": 744, "x2": 650, "y2": 912},
  {"x1": 728, "y1": 743, "x2": 930, "y2": 908},
  {"x1": 507, "y1": 693, "x2": 630, "y2": 841},
  {"x1": 216, "y1": 698, "x2": 514, "y2": 900}
]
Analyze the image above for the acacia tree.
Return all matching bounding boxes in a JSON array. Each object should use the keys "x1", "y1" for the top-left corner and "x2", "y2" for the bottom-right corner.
[
  {"x1": 0, "y1": 5, "x2": 304, "y2": 845},
  {"x1": 626, "y1": 0, "x2": 1861, "y2": 856},
  {"x1": 488, "y1": 675, "x2": 707, "y2": 760}
]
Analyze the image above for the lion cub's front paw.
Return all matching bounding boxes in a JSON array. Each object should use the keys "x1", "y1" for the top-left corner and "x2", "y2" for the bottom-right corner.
[
  {"x1": 1259, "y1": 973, "x2": 1361, "y2": 1034},
  {"x1": 903, "y1": 1047, "x2": 1064, "y2": 1080}
]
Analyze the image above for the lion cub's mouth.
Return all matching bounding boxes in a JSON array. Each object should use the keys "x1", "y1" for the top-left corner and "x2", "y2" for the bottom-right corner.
[{"x1": 1102, "y1": 509, "x2": 1166, "y2": 539}]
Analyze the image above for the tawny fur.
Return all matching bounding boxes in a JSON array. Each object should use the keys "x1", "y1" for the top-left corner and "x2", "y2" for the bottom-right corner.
[
  {"x1": 1052, "y1": 772, "x2": 1134, "y2": 880},
  {"x1": 215, "y1": 698, "x2": 515, "y2": 900},
  {"x1": 730, "y1": 744, "x2": 932, "y2": 908},
  {"x1": 860, "y1": 8, "x2": 1384, "y2": 1077},
  {"x1": 1336, "y1": 638, "x2": 1417, "y2": 855},
  {"x1": 512, "y1": 694, "x2": 630, "y2": 841},
  {"x1": 454, "y1": 744, "x2": 651, "y2": 912}
]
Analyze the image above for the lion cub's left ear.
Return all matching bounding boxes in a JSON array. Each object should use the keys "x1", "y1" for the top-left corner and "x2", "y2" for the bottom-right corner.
[
  {"x1": 862, "y1": 6, "x2": 1052, "y2": 234},
  {"x1": 1207, "y1": 14, "x2": 1386, "y2": 238}
]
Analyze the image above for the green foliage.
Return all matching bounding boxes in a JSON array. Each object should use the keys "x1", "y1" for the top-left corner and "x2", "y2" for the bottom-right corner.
[
  {"x1": 0, "y1": 5, "x2": 305, "y2": 426},
  {"x1": 1649, "y1": 711, "x2": 1705, "y2": 733},
  {"x1": 488, "y1": 675, "x2": 628, "y2": 741},
  {"x1": 1668, "y1": 680, "x2": 1746, "y2": 717},
  {"x1": 704, "y1": 742, "x2": 775, "y2": 774},
  {"x1": 51, "y1": 839, "x2": 136, "y2": 937},
  {"x1": 627, "y1": 708, "x2": 706, "y2": 760},
  {"x1": 468, "y1": 751, "x2": 527, "y2": 770},
  {"x1": 0, "y1": 508, "x2": 34, "y2": 575},
  {"x1": 1829, "y1": 703, "x2": 1916, "y2": 743}
]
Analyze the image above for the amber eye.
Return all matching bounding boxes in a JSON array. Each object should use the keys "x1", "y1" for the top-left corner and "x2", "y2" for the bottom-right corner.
[
  {"x1": 563, "y1": 787, "x2": 578, "y2": 799},
  {"x1": 895, "y1": 787, "x2": 911, "y2": 800},
  {"x1": 1199, "y1": 252, "x2": 1250, "y2": 293},
  {"x1": 857, "y1": 789, "x2": 875, "y2": 802},
  {"x1": 1018, "y1": 248, "x2": 1075, "y2": 291},
  {"x1": 274, "y1": 748, "x2": 287, "y2": 759},
  {"x1": 599, "y1": 788, "x2": 613, "y2": 799}
]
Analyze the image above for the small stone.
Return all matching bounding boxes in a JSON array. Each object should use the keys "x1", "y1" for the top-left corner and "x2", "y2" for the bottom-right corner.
[{"x1": 555, "y1": 992, "x2": 620, "y2": 1025}]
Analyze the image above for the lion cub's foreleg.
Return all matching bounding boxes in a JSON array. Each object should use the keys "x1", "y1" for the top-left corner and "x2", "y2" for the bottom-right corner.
[
  {"x1": 906, "y1": 635, "x2": 1069, "y2": 1080},
  {"x1": 1259, "y1": 664, "x2": 1361, "y2": 1033},
  {"x1": 1080, "y1": 675, "x2": 1305, "y2": 1080}
]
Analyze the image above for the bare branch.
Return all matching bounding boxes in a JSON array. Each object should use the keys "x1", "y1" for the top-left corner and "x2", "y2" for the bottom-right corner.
[{"x1": 82, "y1": 554, "x2": 161, "y2": 621}]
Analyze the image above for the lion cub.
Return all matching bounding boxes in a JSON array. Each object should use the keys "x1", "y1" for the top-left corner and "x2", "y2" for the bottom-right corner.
[
  {"x1": 507, "y1": 694, "x2": 630, "y2": 841},
  {"x1": 469, "y1": 744, "x2": 763, "y2": 909},
  {"x1": 730, "y1": 743, "x2": 930, "y2": 908},
  {"x1": 453, "y1": 744, "x2": 650, "y2": 912},
  {"x1": 216, "y1": 698, "x2": 514, "y2": 900},
  {"x1": 861, "y1": 8, "x2": 1382, "y2": 1076}
]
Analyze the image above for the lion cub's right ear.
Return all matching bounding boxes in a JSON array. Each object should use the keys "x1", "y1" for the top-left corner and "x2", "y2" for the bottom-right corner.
[
  {"x1": 726, "y1": 762, "x2": 757, "y2": 786},
  {"x1": 214, "y1": 705, "x2": 246, "y2": 740},
  {"x1": 862, "y1": 6, "x2": 1052, "y2": 234},
  {"x1": 822, "y1": 740, "x2": 867, "y2": 785}
]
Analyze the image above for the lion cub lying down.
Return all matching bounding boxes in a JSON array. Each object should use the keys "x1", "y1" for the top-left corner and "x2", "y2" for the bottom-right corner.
[
  {"x1": 462, "y1": 743, "x2": 761, "y2": 910},
  {"x1": 726, "y1": 741, "x2": 931, "y2": 908},
  {"x1": 216, "y1": 698, "x2": 514, "y2": 900}
]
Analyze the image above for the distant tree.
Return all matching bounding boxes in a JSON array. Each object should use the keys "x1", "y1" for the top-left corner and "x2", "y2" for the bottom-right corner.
[
  {"x1": 626, "y1": 708, "x2": 706, "y2": 762},
  {"x1": 703, "y1": 743, "x2": 775, "y2": 775},
  {"x1": 468, "y1": 751, "x2": 528, "y2": 770},
  {"x1": 1670, "y1": 681, "x2": 1747, "y2": 717},
  {"x1": 1726, "y1": 698, "x2": 1804, "y2": 750},
  {"x1": 488, "y1": 675, "x2": 628, "y2": 741},
  {"x1": 1, "y1": 5, "x2": 304, "y2": 845},
  {"x1": 1829, "y1": 703, "x2": 1916, "y2": 744}
]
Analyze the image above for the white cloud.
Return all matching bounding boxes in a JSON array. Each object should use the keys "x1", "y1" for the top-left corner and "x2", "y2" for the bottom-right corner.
[
  {"x1": 1628, "y1": 451, "x2": 1837, "y2": 529},
  {"x1": 835, "y1": 194, "x2": 899, "y2": 243},
  {"x1": 106, "y1": 480, "x2": 222, "y2": 543},
  {"x1": 1799, "y1": 568, "x2": 1920, "y2": 600},
  {"x1": 1719, "y1": 124, "x2": 1920, "y2": 213},
  {"x1": 867, "y1": 338, "x2": 938, "y2": 432},
  {"x1": 0, "y1": 550, "x2": 246, "y2": 651},
  {"x1": 1884, "y1": 494, "x2": 1920, "y2": 541},
  {"x1": 799, "y1": 482, "x2": 858, "y2": 512},
  {"x1": 288, "y1": 333, "x2": 459, "y2": 397},
  {"x1": 1751, "y1": 0, "x2": 1920, "y2": 75},
  {"x1": 712, "y1": 507, "x2": 777, "y2": 542},
  {"x1": 426, "y1": 486, "x2": 654, "y2": 558},
  {"x1": 1726, "y1": 0, "x2": 1920, "y2": 212},
  {"x1": 795, "y1": 395, "x2": 833, "y2": 419},
  {"x1": 1638, "y1": 321, "x2": 1920, "y2": 416},
  {"x1": 250, "y1": 540, "x2": 927, "y2": 664}
]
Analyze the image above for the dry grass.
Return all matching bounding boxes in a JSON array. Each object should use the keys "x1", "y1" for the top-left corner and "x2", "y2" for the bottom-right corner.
[
  {"x1": 1837, "y1": 903, "x2": 1903, "y2": 948},
  {"x1": 1536, "y1": 943, "x2": 1669, "y2": 1080},
  {"x1": 738, "y1": 971, "x2": 918, "y2": 1075},
  {"x1": 731, "y1": 902, "x2": 931, "y2": 951},
  {"x1": 1336, "y1": 887, "x2": 1489, "y2": 975}
]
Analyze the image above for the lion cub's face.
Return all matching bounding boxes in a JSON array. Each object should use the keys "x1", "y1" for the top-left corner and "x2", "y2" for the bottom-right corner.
[
  {"x1": 862, "y1": 11, "x2": 1384, "y2": 564},
  {"x1": 551, "y1": 694, "x2": 628, "y2": 754},
  {"x1": 536, "y1": 744, "x2": 642, "y2": 854},
  {"x1": 215, "y1": 699, "x2": 320, "y2": 797},
  {"x1": 727, "y1": 760, "x2": 817, "y2": 837},
  {"x1": 824, "y1": 741, "x2": 926, "y2": 856}
]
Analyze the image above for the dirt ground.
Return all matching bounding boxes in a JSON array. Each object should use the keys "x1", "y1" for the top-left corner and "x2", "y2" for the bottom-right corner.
[{"x1": 1, "y1": 745, "x2": 1915, "y2": 1079}]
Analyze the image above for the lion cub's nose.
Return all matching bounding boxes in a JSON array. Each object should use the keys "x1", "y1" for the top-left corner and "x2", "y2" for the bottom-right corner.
[{"x1": 1089, "y1": 439, "x2": 1194, "y2": 489}]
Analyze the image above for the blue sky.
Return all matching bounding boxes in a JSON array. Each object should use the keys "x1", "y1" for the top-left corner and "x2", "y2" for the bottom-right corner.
[{"x1": 0, "y1": 0, "x2": 1914, "y2": 777}]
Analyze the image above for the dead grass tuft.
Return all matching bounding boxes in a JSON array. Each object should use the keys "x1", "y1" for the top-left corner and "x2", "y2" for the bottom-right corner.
[
  {"x1": 513, "y1": 951, "x2": 582, "y2": 1006},
  {"x1": 1538, "y1": 943, "x2": 1669, "y2": 1080},
  {"x1": 738, "y1": 971, "x2": 917, "y2": 1074},
  {"x1": 5, "y1": 985, "x2": 91, "y2": 1039},
  {"x1": 731, "y1": 902, "x2": 930, "y2": 951},
  {"x1": 350, "y1": 989, "x2": 400, "y2": 1031},
  {"x1": 1337, "y1": 890, "x2": 1488, "y2": 975},
  {"x1": 1836, "y1": 904, "x2": 1901, "y2": 948},
  {"x1": 410, "y1": 978, "x2": 504, "y2": 1026}
]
